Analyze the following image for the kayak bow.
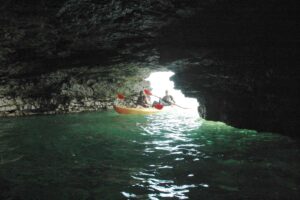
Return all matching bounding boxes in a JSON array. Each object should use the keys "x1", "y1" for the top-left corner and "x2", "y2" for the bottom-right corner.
[{"x1": 113, "y1": 105, "x2": 162, "y2": 115}]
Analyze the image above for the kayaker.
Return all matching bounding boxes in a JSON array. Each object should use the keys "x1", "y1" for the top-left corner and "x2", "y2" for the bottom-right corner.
[
  {"x1": 136, "y1": 90, "x2": 151, "y2": 107},
  {"x1": 160, "y1": 90, "x2": 175, "y2": 106}
]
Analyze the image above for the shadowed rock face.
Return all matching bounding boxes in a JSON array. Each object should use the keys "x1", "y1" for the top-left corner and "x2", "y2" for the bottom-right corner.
[
  {"x1": 0, "y1": 0, "x2": 299, "y2": 136},
  {"x1": 158, "y1": 0, "x2": 300, "y2": 136},
  {"x1": 0, "y1": 0, "x2": 201, "y2": 69}
]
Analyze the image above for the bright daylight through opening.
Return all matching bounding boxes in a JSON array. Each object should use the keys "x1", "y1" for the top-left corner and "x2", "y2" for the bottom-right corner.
[{"x1": 146, "y1": 71, "x2": 200, "y2": 117}]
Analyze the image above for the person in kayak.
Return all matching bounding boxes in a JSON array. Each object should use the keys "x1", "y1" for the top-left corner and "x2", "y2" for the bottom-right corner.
[
  {"x1": 136, "y1": 90, "x2": 151, "y2": 107},
  {"x1": 160, "y1": 90, "x2": 175, "y2": 106}
]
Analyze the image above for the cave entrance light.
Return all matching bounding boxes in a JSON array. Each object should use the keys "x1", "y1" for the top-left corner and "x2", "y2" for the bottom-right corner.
[{"x1": 145, "y1": 71, "x2": 199, "y2": 116}]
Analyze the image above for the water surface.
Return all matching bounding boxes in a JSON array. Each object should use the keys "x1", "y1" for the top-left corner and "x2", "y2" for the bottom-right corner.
[{"x1": 0, "y1": 111, "x2": 299, "y2": 200}]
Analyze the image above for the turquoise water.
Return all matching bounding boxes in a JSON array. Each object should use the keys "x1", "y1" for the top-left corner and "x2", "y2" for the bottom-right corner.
[{"x1": 0, "y1": 111, "x2": 299, "y2": 200}]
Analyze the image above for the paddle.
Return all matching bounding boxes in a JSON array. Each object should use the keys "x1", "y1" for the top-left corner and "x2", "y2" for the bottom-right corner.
[
  {"x1": 143, "y1": 89, "x2": 189, "y2": 109},
  {"x1": 117, "y1": 93, "x2": 125, "y2": 100},
  {"x1": 116, "y1": 93, "x2": 164, "y2": 110},
  {"x1": 153, "y1": 103, "x2": 163, "y2": 110}
]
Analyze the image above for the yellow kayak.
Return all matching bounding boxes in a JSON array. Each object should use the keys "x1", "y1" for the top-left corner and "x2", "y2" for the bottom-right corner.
[{"x1": 113, "y1": 105, "x2": 162, "y2": 115}]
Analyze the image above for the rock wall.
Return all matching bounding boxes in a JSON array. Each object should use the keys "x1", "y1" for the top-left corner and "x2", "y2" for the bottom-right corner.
[
  {"x1": 160, "y1": 0, "x2": 300, "y2": 137},
  {"x1": 168, "y1": 55, "x2": 299, "y2": 137},
  {"x1": 0, "y1": 0, "x2": 200, "y2": 116},
  {"x1": 0, "y1": 64, "x2": 151, "y2": 116}
]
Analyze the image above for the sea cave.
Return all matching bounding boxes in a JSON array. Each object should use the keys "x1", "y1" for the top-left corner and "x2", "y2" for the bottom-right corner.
[{"x1": 0, "y1": 0, "x2": 299, "y2": 199}]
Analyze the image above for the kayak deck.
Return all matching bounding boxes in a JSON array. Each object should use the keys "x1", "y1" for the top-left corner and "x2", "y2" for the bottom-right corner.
[{"x1": 113, "y1": 105, "x2": 161, "y2": 114}]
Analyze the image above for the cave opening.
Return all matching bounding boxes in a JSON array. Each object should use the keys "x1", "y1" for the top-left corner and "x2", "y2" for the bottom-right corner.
[{"x1": 145, "y1": 71, "x2": 200, "y2": 117}]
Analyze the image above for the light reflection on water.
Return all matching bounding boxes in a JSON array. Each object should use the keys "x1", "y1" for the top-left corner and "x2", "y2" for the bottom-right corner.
[
  {"x1": 122, "y1": 111, "x2": 206, "y2": 199},
  {"x1": 0, "y1": 111, "x2": 299, "y2": 200},
  {"x1": 119, "y1": 109, "x2": 299, "y2": 200}
]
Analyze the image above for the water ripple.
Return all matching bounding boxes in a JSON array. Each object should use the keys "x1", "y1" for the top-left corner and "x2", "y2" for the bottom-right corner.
[
  {"x1": 122, "y1": 111, "x2": 205, "y2": 199},
  {"x1": 129, "y1": 168, "x2": 201, "y2": 200},
  {"x1": 1, "y1": 112, "x2": 298, "y2": 200}
]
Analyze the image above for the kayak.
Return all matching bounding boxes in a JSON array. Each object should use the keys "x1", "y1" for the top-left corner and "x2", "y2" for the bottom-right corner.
[{"x1": 113, "y1": 105, "x2": 162, "y2": 115}]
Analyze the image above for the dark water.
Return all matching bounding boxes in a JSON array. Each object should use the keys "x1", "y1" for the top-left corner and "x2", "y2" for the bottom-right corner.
[{"x1": 0, "y1": 111, "x2": 299, "y2": 200}]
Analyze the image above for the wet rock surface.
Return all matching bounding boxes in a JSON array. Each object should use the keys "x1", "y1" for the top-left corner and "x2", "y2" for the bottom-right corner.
[
  {"x1": 1, "y1": 0, "x2": 299, "y2": 136},
  {"x1": 0, "y1": 64, "x2": 151, "y2": 116}
]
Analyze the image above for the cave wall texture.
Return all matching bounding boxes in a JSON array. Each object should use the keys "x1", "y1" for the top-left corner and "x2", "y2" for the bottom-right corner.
[{"x1": 0, "y1": 0, "x2": 299, "y2": 136}]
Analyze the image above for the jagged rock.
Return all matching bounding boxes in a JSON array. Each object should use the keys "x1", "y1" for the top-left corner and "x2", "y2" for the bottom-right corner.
[
  {"x1": 0, "y1": 105, "x2": 17, "y2": 112},
  {"x1": 22, "y1": 104, "x2": 32, "y2": 110}
]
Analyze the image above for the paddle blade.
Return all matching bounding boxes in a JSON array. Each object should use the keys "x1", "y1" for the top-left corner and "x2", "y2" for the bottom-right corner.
[
  {"x1": 154, "y1": 103, "x2": 164, "y2": 110},
  {"x1": 144, "y1": 89, "x2": 152, "y2": 95},
  {"x1": 117, "y1": 93, "x2": 125, "y2": 100}
]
